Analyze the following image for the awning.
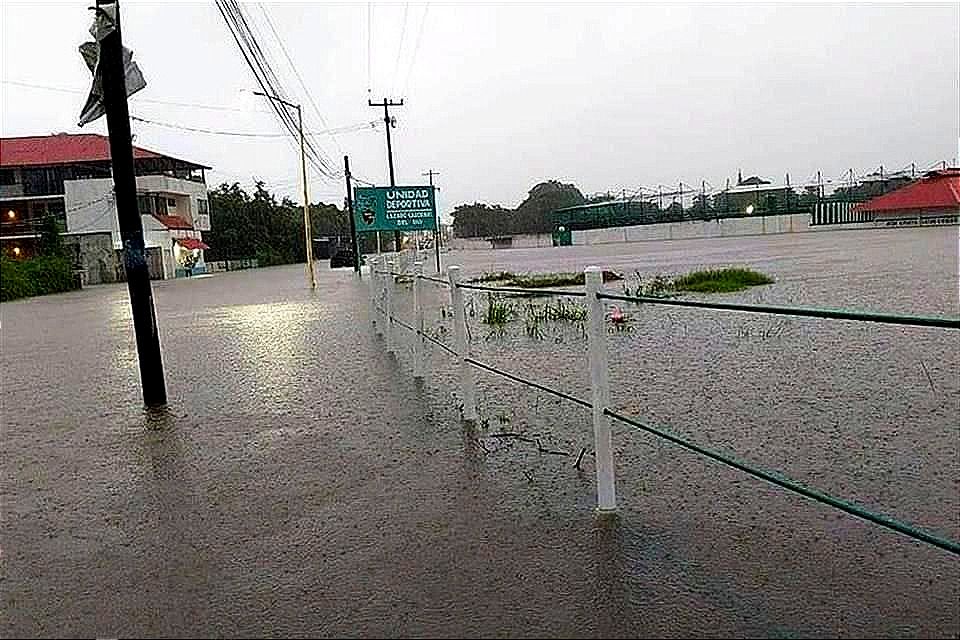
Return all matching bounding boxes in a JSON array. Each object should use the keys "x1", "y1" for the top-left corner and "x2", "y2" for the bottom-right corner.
[{"x1": 176, "y1": 237, "x2": 209, "y2": 250}]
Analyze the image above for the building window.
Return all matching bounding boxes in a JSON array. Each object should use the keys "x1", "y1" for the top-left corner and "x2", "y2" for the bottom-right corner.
[
  {"x1": 197, "y1": 199, "x2": 209, "y2": 216},
  {"x1": 137, "y1": 194, "x2": 153, "y2": 215},
  {"x1": 0, "y1": 169, "x2": 17, "y2": 186},
  {"x1": 167, "y1": 198, "x2": 177, "y2": 208}
]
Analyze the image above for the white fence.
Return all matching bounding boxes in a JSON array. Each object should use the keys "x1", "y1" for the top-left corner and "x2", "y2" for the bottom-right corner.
[{"x1": 364, "y1": 256, "x2": 960, "y2": 554}]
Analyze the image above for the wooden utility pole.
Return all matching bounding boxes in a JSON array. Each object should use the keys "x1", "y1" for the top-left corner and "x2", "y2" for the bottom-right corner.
[
  {"x1": 255, "y1": 91, "x2": 315, "y2": 288},
  {"x1": 345, "y1": 155, "x2": 360, "y2": 274},
  {"x1": 369, "y1": 97, "x2": 403, "y2": 251},
  {"x1": 422, "y1": 169, "x2": 441, "y2": 273},
  {"x1": 97, "y1": 0, "x2": 166, "y2": 406}
]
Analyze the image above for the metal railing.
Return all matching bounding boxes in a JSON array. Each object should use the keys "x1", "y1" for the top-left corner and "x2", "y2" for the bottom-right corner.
[{"x1": 367, "y1": 257, "x2": 960, "y2": 556}]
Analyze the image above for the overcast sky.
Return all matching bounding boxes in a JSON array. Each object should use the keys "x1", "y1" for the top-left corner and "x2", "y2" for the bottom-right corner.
[{"x1": 2, "y1": 2, "x2": 958, "y2": 218}]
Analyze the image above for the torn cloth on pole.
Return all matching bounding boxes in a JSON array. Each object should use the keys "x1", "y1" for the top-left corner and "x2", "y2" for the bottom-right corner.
[{"x1": 77, "y1": 2, "x2": 145, "y2": 126}]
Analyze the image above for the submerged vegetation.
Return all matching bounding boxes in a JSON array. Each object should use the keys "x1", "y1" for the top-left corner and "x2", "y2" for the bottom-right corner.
[
  {"x1": 623, "y1": 267, "x2": 774, "y2": 296},
  {"x1": 470, "y1": 267, "x2": 772, "y2": 295},
  {"x1": 469, "y1": 266, "x2": 774, "y2": 340},
  {"x1": 671, "y1": 267, "x2": 774, "y2": 293},
  {"x1": 468, "y1": 270, "x2": 623, "y2": 289}
]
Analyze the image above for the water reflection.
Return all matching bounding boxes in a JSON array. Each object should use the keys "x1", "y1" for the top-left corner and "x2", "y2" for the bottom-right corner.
[{"x1": 594, "y1": 514, "x2": 631, "y2": 638}]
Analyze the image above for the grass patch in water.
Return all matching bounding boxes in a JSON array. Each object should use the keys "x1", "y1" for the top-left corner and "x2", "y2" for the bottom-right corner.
[
  {"x1": 671, "y1": 267, "x2": 774, "y2": 293},
  {"x1": 482, "y1": 294, "x2": 515, "y2": 326},
  {"x1": 470, "y1": 271, "x2": 516, "y2": 283},
  {"x1": 469, "y1": 270, "x2": 623, "y2": 289}
]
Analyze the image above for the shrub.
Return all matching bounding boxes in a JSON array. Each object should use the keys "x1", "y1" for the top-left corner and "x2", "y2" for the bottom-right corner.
[{"x1": 1, "y1": 255, "x2": 77, "y2": 302}]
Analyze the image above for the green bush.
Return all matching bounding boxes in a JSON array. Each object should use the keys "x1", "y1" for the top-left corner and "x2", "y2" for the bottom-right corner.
[{"x1": 1, "y1": 255, "x2": 77, "y2": 302}]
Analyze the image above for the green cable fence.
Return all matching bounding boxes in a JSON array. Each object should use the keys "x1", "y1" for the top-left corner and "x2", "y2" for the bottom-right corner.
[{"x1": 368, "y1": 258, "x2": 960, "y2": 557}]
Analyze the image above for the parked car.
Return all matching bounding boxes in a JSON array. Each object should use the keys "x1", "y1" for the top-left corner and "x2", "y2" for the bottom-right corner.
[{"x1": 330, "y1": 247, "x2": 362, "y2": 268}]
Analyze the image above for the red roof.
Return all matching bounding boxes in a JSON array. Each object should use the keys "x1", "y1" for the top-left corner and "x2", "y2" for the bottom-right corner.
[
  {"x1": 0, "y1": 133, "x2": 208, "y2": 168},
  {"x1": 855, "y1": 169, "x2": 960, "y2": 213},
  {"x1": 176, "y1": 237, "x2": 209, "y2": 250},
  {"x1": 154, "y1": 214, "x2": 193, "y2": 230}
]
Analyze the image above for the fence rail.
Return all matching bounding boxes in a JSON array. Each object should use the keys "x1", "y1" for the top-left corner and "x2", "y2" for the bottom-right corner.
[
  {"x1": 604, "y1": 408, "x2": 960, "y2": 555},
  {"x1": 365, "y1": 257, "x2": 960, "y2": 557},
  {"x1": 458, "y1": 282, "x2": 587, "y2": 298},
  {"x1": 598, "y1": 292, "x2": 960, "y2": 329}
]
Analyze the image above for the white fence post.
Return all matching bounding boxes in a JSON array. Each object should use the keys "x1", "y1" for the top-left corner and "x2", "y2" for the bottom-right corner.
[
  {"x1": 368, "y1": 257, "x2": 379, "y2": 333},
  {"x1": 585, "y1": 266, "x2": 617, "y2": 513},
  {"x1": 413, "y1": 261, "x2": 425, "y2": 379},
  {"x1": 448, "y1": 266, "x2": 477, "y2": 421},
  {"x1": 385, "y1": 259, "x2": 396, "y2": 354}
]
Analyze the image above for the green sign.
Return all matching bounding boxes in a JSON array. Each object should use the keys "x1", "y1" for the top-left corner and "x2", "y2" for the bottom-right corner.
[{"x1": 354, "y1": 186, "x2": 437, "y2": 232}]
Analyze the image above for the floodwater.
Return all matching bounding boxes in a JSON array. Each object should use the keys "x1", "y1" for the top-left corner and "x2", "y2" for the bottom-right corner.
[{"x1": 1, "y1": 226, "x2": 958, "y2": 637}]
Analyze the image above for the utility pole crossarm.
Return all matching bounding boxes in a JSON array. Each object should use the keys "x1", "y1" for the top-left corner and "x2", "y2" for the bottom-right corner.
[{"x1": 368, "y1": 99, "x2": 405, "y2": 107}]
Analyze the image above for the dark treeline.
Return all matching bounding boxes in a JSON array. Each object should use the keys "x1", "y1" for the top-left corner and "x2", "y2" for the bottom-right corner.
[
  {"x1": 205, "y1": 182, "x2": 388, "y2": 265},
  {"x1": 450, "y1": 180, "x2": 585, "y2": 239}
]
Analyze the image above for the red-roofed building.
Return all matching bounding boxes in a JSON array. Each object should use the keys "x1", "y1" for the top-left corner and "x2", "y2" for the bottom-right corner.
[
  {"x1": 854, "y1": 169, "x2": 960, "y2": 226},
  {"x1": 1, "y1": 133, "x2": 212, "y2": 281}
]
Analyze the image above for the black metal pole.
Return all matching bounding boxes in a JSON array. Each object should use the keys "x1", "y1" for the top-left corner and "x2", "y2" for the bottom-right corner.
[
  {"x1": 98, "y1": 0, "x2": 166, "y2": 407},
  {"x1": 344, "y1": 155, "x2": 360, "y2": 274}
]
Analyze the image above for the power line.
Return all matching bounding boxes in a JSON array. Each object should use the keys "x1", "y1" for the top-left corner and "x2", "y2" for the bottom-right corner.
[
  {"x1": 1, "y1": 79, "x2": 270, "y2": 113},
  {"x1": 257, "y1": 3, "x2": 345, "y2": 157},
  {"x1": 399, "y1": 3, "x2": 429, "y2": 97},
  {"x1": 215, "y1": 0, "x2": 339, "y2": 178},
  {"x1": 390, "y1": 4, "x2": 410, "y2": 97},
  {"x1": 131, "y1": 115, "x2": 378, "y2": 138},
  {"x1": 367, "y1": 3, "x2": 373, "y2": 97}
]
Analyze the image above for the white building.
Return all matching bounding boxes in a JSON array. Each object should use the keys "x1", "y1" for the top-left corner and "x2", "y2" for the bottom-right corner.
[{"x1": 0, "y1": 133, "x2": 212, "y2": 282}]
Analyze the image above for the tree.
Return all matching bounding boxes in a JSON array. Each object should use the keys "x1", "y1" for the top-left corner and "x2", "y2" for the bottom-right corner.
[
  {"x1": 450, "y1": 203, "x2": 511, "y2": 238},
  {"x1": 205, "y1": 181, "x2": 350, "y2": 265},
  {"x1": 38, "y1": 216, "x2": 64, "y2": 256},
  {"x1": 448, "y1": 180, "x2": 587, "y2": 238},
  {"x1": 513, "y1": 180, "x2": 585, "y2": 234}
]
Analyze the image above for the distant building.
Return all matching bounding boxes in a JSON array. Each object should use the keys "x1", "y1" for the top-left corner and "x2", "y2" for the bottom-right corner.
[
  {"x1": 714, "y1": 174, "x2": 796, "y2": 215},
  {"x1": 0, "y1": 133, "x2": 211, "y2": 282},
  {"x1": 736, "y1": 172, "x2": 771, "y2": 187},
  {"x1": 853, "y1": 168, "x2": 960, "y2": 225}
]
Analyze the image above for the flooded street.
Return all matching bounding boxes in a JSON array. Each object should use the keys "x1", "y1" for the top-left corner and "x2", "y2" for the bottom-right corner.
[{"x1": 2, "y1": 226, "x2": 958, "y2": 637}]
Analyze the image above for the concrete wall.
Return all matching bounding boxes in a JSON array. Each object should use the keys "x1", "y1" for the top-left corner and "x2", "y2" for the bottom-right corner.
[
  {"x1": 62, "y1": 232, "x2": 118, "y2": 285},
  {"x1": 64, "y1": 178, "x2": 120, "y2": 242},
  {"x1": 574, "y1": 213, "x2": 813, "y2": 245},
  {"x1": 449, "y1": 233, "x2": 552, "y2": 250},
  {"x1": 446, "y1": 212, "x2": 959, "y2": 250}
]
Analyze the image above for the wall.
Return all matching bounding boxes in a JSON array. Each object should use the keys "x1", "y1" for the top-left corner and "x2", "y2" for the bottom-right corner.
[
  {"x1": 62, "y1": 231, "x2": 117, "y2": 285},
  {"x1": 449, "y1": 233, "x2": 552, "y2": 250},
  {"x1": 574, "y1": 213, "x2": 814, "y2": 245},
  {"x1": 64, "y1": 178, "x2": 119, "y2": 241},
  {"x1": 445, "y1": 212, "x2": 958, "y2": 250}
]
